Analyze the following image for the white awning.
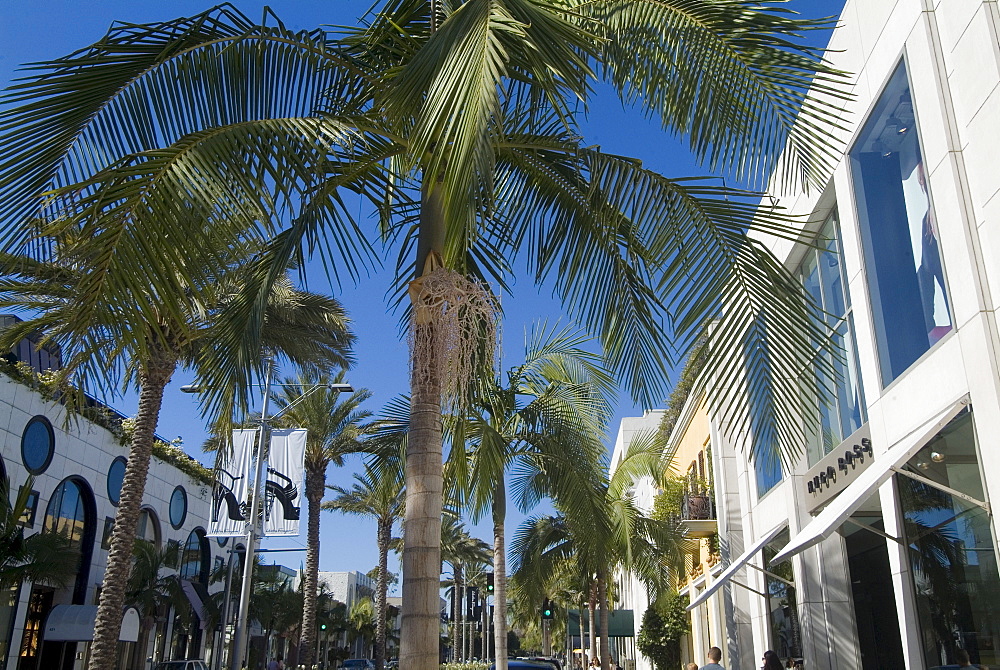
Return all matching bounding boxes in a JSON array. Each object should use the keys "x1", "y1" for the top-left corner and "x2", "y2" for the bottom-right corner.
[
  {"x1": 771, "y1": 396, "x2": 970, "y2": 565},
  {"x1": 686, "y1": 523, "x2": 786, "y2": 611},
  {"x1": 120, "y1": 607, "x2": 140, "y2": 643},
  {"x1": 44, "y1": 605, "x2": 139, "y2": 642}
]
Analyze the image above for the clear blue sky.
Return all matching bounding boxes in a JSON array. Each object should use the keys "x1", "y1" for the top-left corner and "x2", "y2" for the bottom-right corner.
[{"x1": 0, "y1": 0, "x2": 846, "y2": 587}]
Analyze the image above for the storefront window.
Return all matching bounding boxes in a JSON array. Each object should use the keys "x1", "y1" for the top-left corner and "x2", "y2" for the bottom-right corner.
[
  {"x1": 763, "y1": 531, "x2": 802, "y2": 660},
  {"x1": 850, "y1": 61, "x2": 952, "y2": 387},
  {"x1": 746, "y1": 318, "x2": 783, "y2": 497},
  {"x1": 798, "y1": 211, "x2": 867, "y2": 465},
  {"x1": 897, "y1": 409, "x2": 1000, "y2": 668}
]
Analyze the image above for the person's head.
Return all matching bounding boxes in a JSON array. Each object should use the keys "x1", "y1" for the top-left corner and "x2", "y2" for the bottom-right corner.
[
  {"x1": 761, "y1": 651, "x2": 782, "y2": 670},
  {"x1": 956, "y1": 649, "x2": 972, "y2": 666},
  {"x1": 707, "y1": 647, "x2": 722, "y2": 663},
  {"x1": 686, "y1": 664, "x2": 699, "y2": 670}
]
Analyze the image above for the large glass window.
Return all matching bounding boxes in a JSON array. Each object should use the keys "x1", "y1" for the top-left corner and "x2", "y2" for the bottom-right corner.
[
  {"x1": 44, "y1": 477, "x2": 94, "y2": 603},
  {"x1": 763, "y1": 530, "x2": 802, "y2": 661},
  {"x1": 897, "y1": 409, "x2": 1000, "y2": 668},
  {"x1": 179, "y1": 529, "x2": 208, "y2": 583},
  {"x1": 798, "y1": 212, "x2": 867, "y2": 465},
  {"x1": 746, "y1": 318, "x2": 783, "y2": 497},
  {"x1": 850, "y1": 62, "x2": 952, "y2": 386}
]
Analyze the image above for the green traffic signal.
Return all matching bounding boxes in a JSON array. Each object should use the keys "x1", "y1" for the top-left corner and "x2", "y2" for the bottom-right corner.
[
  {"x1": 320, "y1": 623, "x2": 328, "y2": 631},
  {"x1": 541, "y1": 598, "x2": 554, "y2": 619}
]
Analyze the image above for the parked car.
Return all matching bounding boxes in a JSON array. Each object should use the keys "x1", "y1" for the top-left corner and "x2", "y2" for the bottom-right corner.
[
  {"x1": 153, "y1": 661, "x2": 209, "y2": 670},
  {"x1": 524, "y1": 657, "x2": 561, "y2": 670},
  {"x1": 342, "y1": 659, "x2": 376, "y2": 670},
  {"x1": 491, "y1": 661, "x2": 558, "y2": 670}
]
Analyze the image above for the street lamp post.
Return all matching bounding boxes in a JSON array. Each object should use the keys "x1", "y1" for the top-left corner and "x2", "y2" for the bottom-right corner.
[
  {"x1": 229, "y1": 355, "x2": 275, "y2": 670},
  {"x1": 182, "y1": 361, "x2": 353, "y2": 670}
]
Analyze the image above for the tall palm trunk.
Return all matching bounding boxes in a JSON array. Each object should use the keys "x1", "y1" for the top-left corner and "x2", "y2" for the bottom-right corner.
[
  {"x1": 89, "y1": 348, "x2": 177, "y2": 670},
  {"x1": 596, "y1": 569, "x2": 610, "y2": 670},
  {"x1": 454, "y1": 564, "x2": 464, "y2": 662},
  {"x1": 402, "y1": 182, "x2": 446, "y2": 670},
  {"x1": 375, "y1": 514, "x2": 391, "y2": 670},
  {"x1": 587, "y1": 583, "x2": 597, "y2": 667},
  {"x1": 492, "y1": 480, "x2": 507, "y2": 670},
  {"x1": 300, "y1": 466, "x2": 326, "y2": 667}
]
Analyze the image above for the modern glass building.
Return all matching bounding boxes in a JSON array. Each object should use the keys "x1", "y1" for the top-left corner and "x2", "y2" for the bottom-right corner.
[{"x1": 689, "y1": 2, "x2": 1000, "y2": 669}]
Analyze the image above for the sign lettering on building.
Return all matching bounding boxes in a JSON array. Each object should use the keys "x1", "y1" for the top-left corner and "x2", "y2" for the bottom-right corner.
[{"x1": 804, "y1": 424, "x2": 872, "y2": 513}]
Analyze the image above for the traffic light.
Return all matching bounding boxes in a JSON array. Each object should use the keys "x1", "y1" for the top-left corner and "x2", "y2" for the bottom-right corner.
[
  {"x1": 486, "y1": 573, "x2": 495, "y2": 594},
  {"x1": 541, "y1": 598, "x2": 554, "y2": 620},
  {"x1": 320, "y1": 623, "x2": 328, "y2": 631}
]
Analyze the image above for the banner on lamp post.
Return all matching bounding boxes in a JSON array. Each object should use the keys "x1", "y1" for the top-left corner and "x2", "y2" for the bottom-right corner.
[
  {"x1": 207, "y1": 429, "x2": 257, "y2": 537},
  {"x1": 263, "y1": 428, "x2": 307, "y2": 536}
]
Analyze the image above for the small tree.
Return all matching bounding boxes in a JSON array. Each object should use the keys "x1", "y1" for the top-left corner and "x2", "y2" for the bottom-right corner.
[{"x1": 636, "y1": 592, "x2": 690, "y2": 670}]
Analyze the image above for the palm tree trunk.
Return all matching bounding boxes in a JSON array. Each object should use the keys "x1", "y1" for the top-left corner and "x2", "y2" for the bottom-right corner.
[
  {"x1": 596, "y1": 570, "x2": 610, "y2": 670},
  {"x1": 89, "y1": 349, "x2": 176, "y2": 670},
  {"x1": 402, "y1": 181, "x2": 446, "y2": 670},
  {"x1": 300, "y1": 466, "x2": 326, "y2": 667},
  {"x1": 375, "y1": 515, "x2": 391, "y2": 670},
  {"x1": 587, "y1": 584, "x2": 597, "y2": 667},
  {"x1": 455, "y1": 565, "x2": 464, "y2": 663},
  {"x1": 492, "y1": 480, "x2": 507, "y2": 670}
]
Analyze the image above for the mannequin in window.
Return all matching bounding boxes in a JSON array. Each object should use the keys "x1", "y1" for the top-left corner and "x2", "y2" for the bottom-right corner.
[{"x1": 913, "y1": 160, "x2": 949, "y2": 337}]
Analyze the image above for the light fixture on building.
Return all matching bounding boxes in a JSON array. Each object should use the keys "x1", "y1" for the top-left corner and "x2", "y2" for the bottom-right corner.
[{"x1": 930, "y1": 451, "x2": 946, "y2": 463}]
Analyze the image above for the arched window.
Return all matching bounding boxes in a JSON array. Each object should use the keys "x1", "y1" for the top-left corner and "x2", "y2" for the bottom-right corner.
[
  {"x1": 44, "y1": 477, "x2": 96, "y2": 603},
  {"x1": 136, "y1": 508, "x2": 161, "y2": 548},
  {"x1": 179, "y1": 529, "x2": 209, "y2": 584}
]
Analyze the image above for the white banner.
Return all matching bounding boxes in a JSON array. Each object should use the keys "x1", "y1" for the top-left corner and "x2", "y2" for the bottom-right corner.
[
  {"x1": 264, "y1": 428, "x2": 307, "y2": 536},
  {"x1": 207, "y1": 429, "x2": 257, "y2": 537}
]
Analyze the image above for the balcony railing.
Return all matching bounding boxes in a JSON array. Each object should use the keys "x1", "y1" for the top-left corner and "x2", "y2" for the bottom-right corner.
[
  {"x1": 681, "y1": 493, "x2": 716, "y2": 521},
  {"x1": 679, "y1": 493, "x2": 717, "y2": 539}
]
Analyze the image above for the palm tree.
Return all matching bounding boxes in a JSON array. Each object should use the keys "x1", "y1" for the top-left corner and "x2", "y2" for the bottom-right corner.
[
  {"x1": 511, "y1": 435, "x2": 686, "y2": 670},
  {"x1": 0, "y1": 250, "x2": 355, "y2": 670},
  {"x1": 124, "y1": 540, "x2": 192, "y2": 670},
  {"x1": 0, "y1": 5, "x2": 849, "y2": 666},
  {"x1": 349, "y1": 597, "x2": 378, "y2": 659},
  {"x1": 270, "y1": 370, "x2": 373, "y2": 667},
  {"x1": 325, "y1": 465, "x2": 405, "y2": 670},
  {"x1": 458, "y1": 323, "x2": 613, "y2": 669},
  {"x1": 0, "y1": 475, "x2": 77, "y2": 589},
  {"x1": 440, "y1": 516, "x2": 491, "y2": 662}
]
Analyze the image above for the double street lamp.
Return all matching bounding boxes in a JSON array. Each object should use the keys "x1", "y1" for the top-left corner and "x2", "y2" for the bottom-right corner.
[{"x1": 182, "y1": 359, "x2": 353, "y2": 670}]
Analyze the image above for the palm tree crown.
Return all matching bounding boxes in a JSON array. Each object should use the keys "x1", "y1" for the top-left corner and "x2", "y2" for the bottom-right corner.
[{"x1": 0, "y1": 4, "x2": 849, "y2": 668}]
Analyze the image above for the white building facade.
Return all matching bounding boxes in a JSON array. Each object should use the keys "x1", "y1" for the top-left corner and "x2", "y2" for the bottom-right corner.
[
  {"x1": 0, "y1": 334, "x2": 228, "y2": 670},
  {"x1": 693, "y1": 1, "x2": 1000, "y2": 669}
]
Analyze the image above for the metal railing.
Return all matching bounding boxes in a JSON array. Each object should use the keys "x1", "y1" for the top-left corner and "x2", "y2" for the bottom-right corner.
[{"x1": 681, "y1": 493, "x2": 716, "y2": 521}]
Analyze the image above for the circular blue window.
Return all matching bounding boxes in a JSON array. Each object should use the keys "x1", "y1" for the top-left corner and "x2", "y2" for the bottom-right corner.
[
  {"x1": 107, "y1": 457, "x2": 127, "y2": 506},
  {"x1": 21, "y1": 416, "x2": 54, "y2": 475},
  {"x1": 169, "y1": 486, "x2": 187, "y2": 529}
]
